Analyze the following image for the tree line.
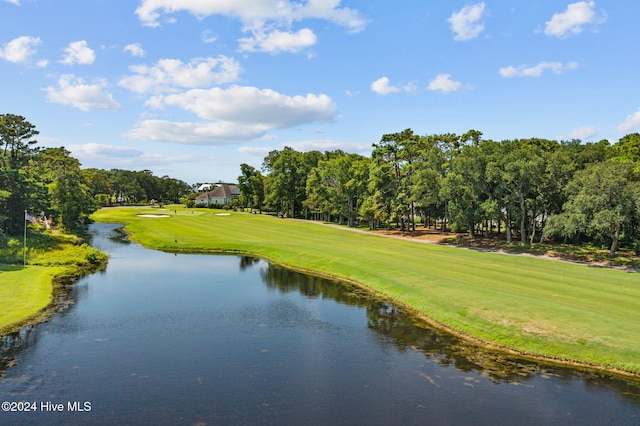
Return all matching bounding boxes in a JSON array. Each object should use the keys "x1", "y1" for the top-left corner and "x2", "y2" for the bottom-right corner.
[
  {"x1": 0, "y1": 114, "x2": 191, "y2": 235},
  {"x1": 3, "y1": 113, "x2": 638, "y2": 257},
  {"x1": 238, "y1": 129, "x2": 640, "y2": 257}
]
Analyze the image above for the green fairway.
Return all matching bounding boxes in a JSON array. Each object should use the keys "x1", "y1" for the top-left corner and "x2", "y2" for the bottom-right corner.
[
  {"x1": 93, "y1": 207, "x2": 640, "y2": 375},
  {"x1": 0, "y1": 232, "x2": 108, "y2": 334},
  {"x1": 0, "y1": 265, "x2": 66, "y2": 334}
]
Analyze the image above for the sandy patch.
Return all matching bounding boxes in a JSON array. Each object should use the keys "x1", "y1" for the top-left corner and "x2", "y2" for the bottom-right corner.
[
  {"x1": 137, "y1": 214, "x2": 170, "y2": 218},
  {"x1": 215, "y1": 213, "x2": 231, "y2": 216}
]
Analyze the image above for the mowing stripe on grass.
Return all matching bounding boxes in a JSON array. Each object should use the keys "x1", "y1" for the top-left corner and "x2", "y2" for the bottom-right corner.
[{"x1": 92, "y1": 208, "x2": 640, "y2": 374}]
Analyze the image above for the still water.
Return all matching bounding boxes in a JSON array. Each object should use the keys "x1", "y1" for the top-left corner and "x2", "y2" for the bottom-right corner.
[{"x1": 1, "y1": 223, "x2": 640, "y2": 425}]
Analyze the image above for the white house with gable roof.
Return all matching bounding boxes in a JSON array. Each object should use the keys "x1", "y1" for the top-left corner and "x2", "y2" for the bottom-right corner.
[{"x1": 195, "y1": 183, "x2": 240, "y2": 206}]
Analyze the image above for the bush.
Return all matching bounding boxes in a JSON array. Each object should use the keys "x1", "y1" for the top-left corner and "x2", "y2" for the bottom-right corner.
[{"x1": 83, "y1": 244, "x2": 108, "y2": 265}]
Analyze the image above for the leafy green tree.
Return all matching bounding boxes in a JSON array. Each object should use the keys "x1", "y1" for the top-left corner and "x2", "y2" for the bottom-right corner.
[
  {"x1": 237, "y1": 163, "x2": 265, "y2": 212},
  {"x1": 611, "y1": 133, "x2": 640, "y2": 168},
  {"x1": 531, "y1": 143, "x2": 578, "y2": 242},
  {"x1": 304, "y1": 165, "x2": 332, "y2": 220},
  {"x1": 136, "y1": 169, "x2": 163, "y2": 202},
  {"x1": 440, "y1": 143, "x2": 488, "y2": 236},
  {"x1": 0, "y1": 169, "x2": 40, "y2": 235},
  {"x1": 0, "y1": 114, "x2": 39, "y2": 170},
  {"x1": 305, "y1": 153, "x2": 369, "y2": 226},
  {"x1": 561, "y1": 139, "x2": 610, "y2": 168},
  {"x1": 545, "y1": 160, "x2": 640, "y2": 257},
  {"x1": 345, "y1": 155, "x2": 370, "y2": 227},
  {"x1": 160, "y1": 175, "x2": 191, "y2": 204},
  {"x1": 410, "y1": 163, "x2": 441, "y2": 228},
  {"x1": 110, "y1": 169, "x2": 145, "y2": 204},
  {"x1": 262, "y1": 147, "x2": 308, "y2": 217},
  {"x1": 30, "y1": 147, "x2": 96, "y2": 230},
  {"x1": 0, "y1": 114, "x2": 40, "y2": 235},
  {"x1": 370, "y1": 129, "x2": 421, "y2": 230},
  {"x1": 366, "y1": 147, "x2": 398, "y2": 230},
  {"x1": 83, "y1": 168, "x2": 113, "y2": 205},
  {"x1": 425, "y1": 132, "x2": 464, "y2": 231},
  {"x1": 486, "y1": 139, "x2": 553, "y2": 243}
]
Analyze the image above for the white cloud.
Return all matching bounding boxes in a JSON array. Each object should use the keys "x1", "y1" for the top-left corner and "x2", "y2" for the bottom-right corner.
[
  {"x1": 427, "y1": 74, "x2": 463, "y2": 93},
  {"x1": 61, "y1": 40, "x2": 96, "y2": 65},
  {"x1": 562, "y1": 125, "x2": 598, "y2": 140},
  {"x1": 69, "y1": 142, "x2": 208, "y2": 171},
  {"x1": 285, "y1": 139, "x2": 371, "y2": 154},
  {"x1": 123, "y1": 43, "x2": 145, "y2": 57},
  {"x1": 135, "y1": 0, "x2": 366, "y2": 54},
  {"x1": 293, "y1": 0, "x2": 367, "y2": 34},
  {"x1": 153, "y1": 85, "x2": 336, "y2": 128},
  {"x1": 238, "y1": 28, "x2": 317, "y2": 54},
  {"x1": 448, "y1": 2, "x2": 486, "y2": 41},
  {"x1": 499, "y1": 61, "x2": 579, "y2": 77},
  {"x1": 371, "y1": 77, "x2": 399, "y2": 95},
  {"x1": 126, "y1": 85, "x2": 336, "y2": 145},
  {"x1": 238, "y1": 146, "x2": 272, "y2": 157},
  {"x1": 124, "y1": 120, "x2": 269, "y2": 145},
  {"x1": 544, "y1": 1, "x2": 606, "y2": 38},
  {"x1": 370, "y1": 77, "x2": 415, "y2": 96},
  {"x1": 202, "y1": 30, "x2": 218, "y2": 44},
  {"x1": 2, "y1": 0, "x2": 20, "y2": 5},
  {"x1": 135, "y1": 0, "x2": 366, "y2": 32},
  {"x1": 44, "y1": 74, "x2": 121, "y2": 111},
  {"x1": 617, "y1": 108, "x2": 640, "y2": 133},
  {"x1": 69, "y1": 143, "x2": 144, "y2": 159},
  {"x1": 119, "y1": 56, "x2": 242, "y2": 94},
  {"x1": 0, "y1": 35, "x2": 41, "y2": 63}
]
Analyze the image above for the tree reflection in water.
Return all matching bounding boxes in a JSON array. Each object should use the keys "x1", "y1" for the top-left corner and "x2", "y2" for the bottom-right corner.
[
  {"x1": 2, "y1": 254, "x2": 639, "y2": 406},
  {"x1": 255, "y1": 257, "x2": 640, "y2": 399}
]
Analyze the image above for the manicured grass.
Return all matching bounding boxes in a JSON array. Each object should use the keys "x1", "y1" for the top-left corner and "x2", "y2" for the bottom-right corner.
[
  {"x1": 93, "y1": 207, "x2": 640, "y2": 375},
  {"x1": 0, "y1": 232, "x2": 108, "y2": 334},
  {"x1": 0, "y1": 265, "x2": 65, "y2": 334}
]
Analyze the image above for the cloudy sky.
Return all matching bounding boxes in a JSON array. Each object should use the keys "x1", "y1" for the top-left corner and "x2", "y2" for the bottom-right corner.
[{"x1": 1, "y1": 1, "x2": 638, "y2": 184}]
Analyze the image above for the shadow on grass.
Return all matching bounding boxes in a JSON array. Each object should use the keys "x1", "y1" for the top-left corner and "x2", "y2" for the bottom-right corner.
[
  {"x1": 1, "y1": 231, "x2": 78, "y2": 265},
  {"x1": 440, "y1": 235, "x2": 640, "y2": 271},
  {"x1": 0, "y1": 264, "x2": 24, "y2": 272},
  {"x1": 24, "y1": 231, "x2": 70, "y2": 251}
]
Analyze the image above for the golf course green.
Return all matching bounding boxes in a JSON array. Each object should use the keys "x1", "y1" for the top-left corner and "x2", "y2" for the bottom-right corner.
[{"x1": 88, "y1": 206, "x2": 640, "y2": 375}]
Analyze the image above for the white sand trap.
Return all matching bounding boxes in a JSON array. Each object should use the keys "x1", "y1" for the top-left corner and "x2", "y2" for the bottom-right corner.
[
  {"x1": 137, "y1": 214, "x2": 170, "y2": 218},
  {"x1": 215, "y1": 213, "x2": 231, "y2": 216}
]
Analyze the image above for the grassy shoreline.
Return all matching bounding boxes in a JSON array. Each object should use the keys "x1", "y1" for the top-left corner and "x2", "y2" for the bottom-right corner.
[
  {"x1": 92, "y1": 207, "x2": 640, "y2": 376},
  {"x1": 0, "y1": 232, "x2": 108, "y2": 335}
]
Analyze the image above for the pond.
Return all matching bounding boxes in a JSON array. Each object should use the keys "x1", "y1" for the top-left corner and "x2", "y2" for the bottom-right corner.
[{"x1": 1, "y1": 223, "x2": 640, "y2": 425}]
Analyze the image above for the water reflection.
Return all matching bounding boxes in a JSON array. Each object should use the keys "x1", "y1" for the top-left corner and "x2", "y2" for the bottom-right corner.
[
  {"x1": 0, "y1": 226, "x2": 639, "y2": 425},
  {"x1": 257, "y1": 260, "x2": 640, "y2": 399},
  {"x1": 0, "y1": 270, "x2": 82, "y2": 377}
]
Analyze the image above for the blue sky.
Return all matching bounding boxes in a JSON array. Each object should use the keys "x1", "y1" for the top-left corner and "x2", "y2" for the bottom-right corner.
[{"x1": 1, "y1": 1, "x2": 638, "y2": 184}]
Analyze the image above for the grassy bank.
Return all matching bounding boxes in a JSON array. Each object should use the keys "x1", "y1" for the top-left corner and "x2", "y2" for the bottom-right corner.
[
  {"x1": 93, "y1": 207, "x2": 640, "y2": 375},
  {"x1": 0, "y1": 232, "x2": 108, "y2": 335},
  {"x1": 0, "y1": 265, "x2": 66, "y2": 333}
]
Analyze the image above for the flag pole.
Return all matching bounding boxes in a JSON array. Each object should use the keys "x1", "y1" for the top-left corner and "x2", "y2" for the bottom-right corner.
[{"x1": 24, "y1": 210, "x2": 27, "y2": 267}]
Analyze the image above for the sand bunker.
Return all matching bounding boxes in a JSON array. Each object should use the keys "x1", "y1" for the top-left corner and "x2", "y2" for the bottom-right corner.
[
  {"x1": 137, "y1": 214, "x2": 170, "y2": 218},
  {"x1": 215, "y1": 213, "x2": 231, "y2": 216}
]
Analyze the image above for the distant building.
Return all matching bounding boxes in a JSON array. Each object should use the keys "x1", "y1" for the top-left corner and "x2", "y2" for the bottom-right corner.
[
  {"x1": 197, "y1": 183, "x2": 213, "y2": 192},
  {"x1": 195, "y1": 183, "x2": 240, "y2": 206}
]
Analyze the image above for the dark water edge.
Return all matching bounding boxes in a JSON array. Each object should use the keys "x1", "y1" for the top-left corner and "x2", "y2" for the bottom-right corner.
[{"x1": 1, "y1": 223, "x2": 639, "y2": 425}]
